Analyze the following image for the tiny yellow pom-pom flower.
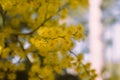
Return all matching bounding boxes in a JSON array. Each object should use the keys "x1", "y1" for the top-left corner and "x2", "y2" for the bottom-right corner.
[{"x1": 77, "y1": 53, "x2": 84, "y2": 62}]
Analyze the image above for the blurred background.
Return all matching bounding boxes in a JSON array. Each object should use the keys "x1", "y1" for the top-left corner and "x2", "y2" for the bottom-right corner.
[
  {"x1": 0, "y1": 0, "x2": 120, "y2": 80},
  {"x1": 64, "y1": 0, "x2": 120, "y2": 80}
]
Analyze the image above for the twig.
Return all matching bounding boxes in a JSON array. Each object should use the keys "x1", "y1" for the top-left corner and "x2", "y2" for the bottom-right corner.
[
  {"x1": 17, "y1": 3, "x2": 69, "y2": 36},
  {"x1": 16, "y1": 35, "x2": 31, "y2": 64},
  {"x1": 69, "y1": 50, "x2": 90, "y2": 76}
]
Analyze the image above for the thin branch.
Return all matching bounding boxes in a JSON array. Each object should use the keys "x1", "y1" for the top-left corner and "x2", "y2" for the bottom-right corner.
[
  {"x1": 38, "y1": 36, "x2": 64, "y2": 40},
  {"x1": 17, "y1": 3, "x2": 69, "y2": 36},
  {"x1": 29, "y1": 16, "x2": 52, "y2": 34},
  {"x1": 57, "y1": 2, "x2": 69, "y2": 13},
  {"x1": 17, "y1": 35, "x2": 31, "y2": 64},
  {"x1": 69, "y1": 50, "x2": 90, "y2": 76}
]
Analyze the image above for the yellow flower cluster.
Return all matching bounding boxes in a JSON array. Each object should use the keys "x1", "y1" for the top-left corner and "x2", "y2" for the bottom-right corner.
[
  {"x1": 0, "y1": 0, "x2": 97, "y2": 80},
  {"x1": 69, "y1": 0, "x2": 89, "y2": 9},
  {"x1": 0, "y1": 61, "x2": 25, "y2": 80},
  {"x1": 74, "y1": 54, "x2": 98, "y2": 80},
  {"x1": 30, "y1": 24, "x2": 84, "y2": 54},
  {"x1": 30, "y1": 23, "x2": 97, "y2": 79}
]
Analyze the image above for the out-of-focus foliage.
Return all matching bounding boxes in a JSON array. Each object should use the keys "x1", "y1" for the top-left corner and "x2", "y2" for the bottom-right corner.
[
  {"x1": 102, "y1": 0, "x2": 120, "y2": 80},
  {"x1": 102, "y1": 0, "x2": 119, "y2": 26},
  {"x1": 0, "y1": 0, "x2": 97, "y2": 80}
]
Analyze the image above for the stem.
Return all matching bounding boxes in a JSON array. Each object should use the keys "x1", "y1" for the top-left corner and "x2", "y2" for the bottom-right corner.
[
  {"x1": 17, "y1": 35, "x2": 31, "y2": 65},
  {"x1": 17, "y1": 3, "x2": 69, "y2": 36},
  {"x1": 69, "y1": 50, "x2": 90, "y2": 76}
]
